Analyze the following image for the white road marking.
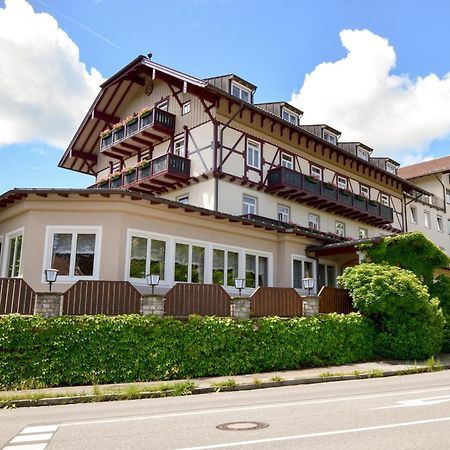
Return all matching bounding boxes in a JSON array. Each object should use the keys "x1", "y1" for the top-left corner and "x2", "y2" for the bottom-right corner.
[
  {"x1": 3, "y1": 445, "x2": 48, "y2": 450},
  {"x1": 376, "y1": 394, "x2": 450, "y2": 409},
  {"x1": 174, "y1": 416, "x2": 450, "y2": 449},
  {"x1": 60, "y1": 385, "x2": 450, "y2": 428},
  {"x1": 10, "y1": 434, "x2": 54, "y2": 443},
  {"x1": 21, "y1": 426, "x2": 59, "y2": 434}
]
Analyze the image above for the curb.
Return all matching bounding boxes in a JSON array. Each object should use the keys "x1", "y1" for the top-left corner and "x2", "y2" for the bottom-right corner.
[{"x1": 1, "y1": 364, "x2": 449, "y2": 409}]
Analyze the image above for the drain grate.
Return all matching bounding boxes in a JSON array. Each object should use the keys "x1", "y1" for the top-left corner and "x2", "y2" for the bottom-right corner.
[{"x1": 216, "y1": 421, "x2": 269, "y2": 431}]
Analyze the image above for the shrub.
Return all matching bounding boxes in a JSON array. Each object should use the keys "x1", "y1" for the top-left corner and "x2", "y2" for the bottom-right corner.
[
  {"x1": 0, "y1": 313, "x2": 375, "y2": 389},
  {"x1": 429, "y1": 275, "x2": 450, "y2": 352},
  {"x1": 338, "y1": 263, "x2": 444, "y2": 359}
]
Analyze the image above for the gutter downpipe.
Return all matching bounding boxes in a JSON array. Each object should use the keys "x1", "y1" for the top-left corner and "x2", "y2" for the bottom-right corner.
[{"x1": 214, "y1": 102, "x2": 244, "y2": 212}]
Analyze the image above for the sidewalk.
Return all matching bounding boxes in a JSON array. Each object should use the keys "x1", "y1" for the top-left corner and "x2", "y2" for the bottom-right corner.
[{"x1": 1, "y1": 354, "x2": 449, "y2": 408}]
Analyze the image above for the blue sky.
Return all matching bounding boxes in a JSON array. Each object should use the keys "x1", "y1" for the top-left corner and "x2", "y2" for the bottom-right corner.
[{"x1": 1, "y1": 0, "x2": 450, "y2": 193}]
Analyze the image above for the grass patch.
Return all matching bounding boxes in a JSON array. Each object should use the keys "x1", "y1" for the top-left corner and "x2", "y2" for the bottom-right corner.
[
  {"x1": 367, "y1": 369, "x2": 384, "y2": 378},
  {"x1": 269, "y1": 376, "x2": 284, "y2": 382},
  {"x1": 252, "y1": 378, "x2": 262, "y2": 386},
  {"x1": 319, "y1": 371, "x2": 344, "y2": 378},
  {"x1": 211, "y1": 379, "x2": 237, "y2": 390}
]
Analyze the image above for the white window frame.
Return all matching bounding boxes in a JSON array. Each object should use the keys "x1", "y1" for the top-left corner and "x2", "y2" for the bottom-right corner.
[
  {"x1": 437, "y1": 216, "x2": 443, "y2": 233},
  {"x1": 177, "y1": 194, "x2": 189, "y2": 204},
  {"x1": 291, "y1": 255, "x2": 316, "y2": 293},
  {"x1": 359, "y1": 228, "x2": 368, "y2": 239},
  {"x1": 212, "y1": 248, "x2": 240, "y2": 288},
  {"x1": 244, "y1": 253, "x2": 270, "y2": 289},
  {"x1": 357, "y1": 148, "x2": 369, "y2": 161},
  {"x1": 281, "y1": 108, "x2": 298, "y2": 126},
  {"x1": 281, "y1": 153, "x2": 293, "y2": 169},
  {"x1": 246, "y1": 139, "x2": 261, "y2": 169},
  {"x1": 2, "y1": 228, "x2": 24, "y2": 278},
  {"x1": 156, "y1": 99, "x2": 169, "y2": 111},
  {"x1": 317, "y1": 260, "x2": 338, "y2": 289},
  {"x1": 231, "y1": 82, "x2": 251, "y2": 102},
  {"x1": 337, "y1": 176, "x2": 348, "y2": 190},
  {"x1": 323, "y1": 131, "x2": 337, "y2": 145},
  {"x1": 335, "y1": 221, "x2": 345, "y2": 237},
  {"x1": 126, "y1": 231, "x2": 169, "y2": 284},
  {"x1": 385, "y1": 162, "x2": 397, "y2": 174},
  {"x1": 410, "y1": 206, "x2": 418, "y2": 224},
  {"x1": 174, "y1": 241, "x2": 206, "y2": 284},
  {"x1": 277, "y1": 204, "x2": 290, "y2": 223},
  {"x1": 380, "y1": 194, "x2": 389, "y2": 206},
  {"x1": 42, "y1": 226, "x2": 102, "y2": 282},
  {"x1": 308, "y1": 213, "x2": 320, "y2": 230},
  {"x1": 182, "y1": 101, "x2": 191, "y2": 115},
  {"x1": 174, "y1": 138, "x2": 185, "y2": 157},
  {"x1": 243, "y1": 195, "x2": 257, "y2": 215},
  {"x1": 310, "y1": 165, "x2": 323, "y2": 180},
  {"x1": 424, "y1": 211, "x2": 431, "y2": 229},
  {"x1": 360, "y1": 185, "x2": 370, "y2": 198}
]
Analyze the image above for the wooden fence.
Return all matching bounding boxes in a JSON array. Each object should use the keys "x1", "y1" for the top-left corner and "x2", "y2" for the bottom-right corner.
[
  {"x1": 318, "y1": 286, "x2": 354, "y2": 314},
  {"x1": 62, "y1": 281, "x2": 141, "y2": 315},
  {"x1": 0, "y1": 278, "x2": 35, "y2": 315},
  {"x1": 164, "y1": 283, "x2": 231, "y2": 317},
  {"x1": 251, "y1": 287, "x2": 303, "y2": 317}
]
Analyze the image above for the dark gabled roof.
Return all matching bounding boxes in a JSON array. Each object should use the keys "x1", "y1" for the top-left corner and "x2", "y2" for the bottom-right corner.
[
  {"x1": 301, "y1": 124, "x2": 342, "y2": 137},
  {"x1": 398, "y1": 155, "x2": 450, "y2": 179},
  {"x1": 255, "y1": 101, "x2": 304, "y2": 117},
  {"x1": 0, "y1": 188, "x2": 341, "y2": 244},
  {"x1": 205, "y1": 74, "x2": 257, "y2": 92}
]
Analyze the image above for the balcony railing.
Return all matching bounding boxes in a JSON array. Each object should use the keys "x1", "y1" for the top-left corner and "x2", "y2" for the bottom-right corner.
[
  {"x1": 99, "y1": 108, "x2": 176, "y2": 157},
  {"x1": 267, "y1": 166, "x2": 394, "y2": 224},
  {"x1": 95, "y1": 154, "x2": 190, "y2": 191},
  {"x1": 409, "y1": 190, "x2": 446, "y2": 211}
]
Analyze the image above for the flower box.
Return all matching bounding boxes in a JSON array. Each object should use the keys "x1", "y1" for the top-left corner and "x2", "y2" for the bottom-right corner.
[
  {"x1": 126, "y1": 117, "x2": 139, "y2": 136},
  {"x1": 113, "y1": 126, "x2": 124, "y2": 142},
  {"x1": 100, "y1": 132, "x2": 112, "y2": 148},
  {"x1": 124, "y1": 169, "x2": 136, "y2": 185},
  {"x1": 140, "y1": 110, "x2": 154, "y2": 127},
  {"x1": 97, "y1": 181, "x2": 108, "y2": 189},
  {"x1": 324, "y1": 182, "x2": 336, "y2": 190},
  {"x1": 305, "y1": 175, "x2": 319, "y2": 184}
]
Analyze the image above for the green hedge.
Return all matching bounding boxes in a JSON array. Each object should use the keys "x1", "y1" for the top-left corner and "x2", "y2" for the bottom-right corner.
[{"x1": 0, "y1": 313, "x2": 376, "y2": 389}]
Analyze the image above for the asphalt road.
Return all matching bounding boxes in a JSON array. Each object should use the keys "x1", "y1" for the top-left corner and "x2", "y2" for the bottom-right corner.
[{"x1": 1, "y1": 371, "x2": 450, "y2": 449}]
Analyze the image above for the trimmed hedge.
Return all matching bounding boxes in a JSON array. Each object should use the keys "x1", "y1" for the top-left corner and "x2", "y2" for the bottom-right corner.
[{"x1": 0, "y1": 313, "x2": 376, "y2": 389}]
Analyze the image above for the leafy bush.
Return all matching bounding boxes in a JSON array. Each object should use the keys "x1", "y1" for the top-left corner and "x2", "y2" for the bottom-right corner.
[
  {"x1": 429, "y1": 275, "x2": 450, "y2": 352},
  {"x1": 0, "y1": 313, "x2": 375, "y2": 389},
  {"x1": 339, "y1": 263, "x2": 444, "y2": 359}
]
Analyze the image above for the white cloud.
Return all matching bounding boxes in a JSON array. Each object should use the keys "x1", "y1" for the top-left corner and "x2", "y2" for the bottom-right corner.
[
  {"x1": 291, "y1": 29, "x2": 450, "y2": 162},
  {"x1": 0, "y1": 0, "x2": 104, "y2": 148}
]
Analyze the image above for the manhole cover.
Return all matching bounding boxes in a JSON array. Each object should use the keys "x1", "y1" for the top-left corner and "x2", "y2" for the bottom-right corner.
[{"x1": 216, "y1": 421, "x2": 269, "y2": 431}]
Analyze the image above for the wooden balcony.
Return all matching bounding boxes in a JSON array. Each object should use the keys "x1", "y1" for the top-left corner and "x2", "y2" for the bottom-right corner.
[
  {"x1": 267, "y1": 166, "x2": 394, "y2": 226},
  {"x1": 95, "y1": 154, "x2": 190, "y2": 192},
  {"x1": 100, "y1": 108, "x2": 176, "y2": 159}
]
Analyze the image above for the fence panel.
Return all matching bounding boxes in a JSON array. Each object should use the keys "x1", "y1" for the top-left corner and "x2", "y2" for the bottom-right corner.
[
  {"x1": 319, "y1": 287, "x2": 354, "y2": 314},
  {"x1": 62, "y1": 281, "x2": 141, "y2": 315},
  {"x1": 164, "y1": 283, "x2": 231, "y2": 317},
  {"x1": 0, "y1": 278, "x2": 35, "y2": 315},
  {"x1": 251, "y1": 287, "x2": 303, "y2": 317}
]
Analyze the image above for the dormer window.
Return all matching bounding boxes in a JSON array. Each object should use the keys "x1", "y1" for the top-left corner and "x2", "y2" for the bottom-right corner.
[
  {"x1": 282, "y1": 109, "x2": 299, "y2": 126},
  {"x1": 357, "y1": 148, "x2": 369, "y2": 161},
  {"x1": 231, "y1": 82, "x2": 251, "y2": 103},
  {"x1": 323, "y1": 131, "x2": 337, "y2": 145},
  {"x1": 386, "y1": 162, "x2": 397, "y2": 175}
]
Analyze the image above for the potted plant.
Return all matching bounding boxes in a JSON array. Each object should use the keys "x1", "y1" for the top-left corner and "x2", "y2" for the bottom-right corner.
[
  {"x1": 125, "y1": 114, "x2": 139, "y2": 136},
  {"x1": 138, "y1": 159, "x2": 151, "y2": 178},
  {"x1": 139, "y1": 107, "x2": 153, "y2": 127},
  {"x1": 99, "y1": 129, "x2": 112, "y2": 148},
  {"x1": 123, "y1": 166, "x2": 137, "y2": 184},
  {"x1": 112, "y1": 121, "x2": 125, "y2": 141}
]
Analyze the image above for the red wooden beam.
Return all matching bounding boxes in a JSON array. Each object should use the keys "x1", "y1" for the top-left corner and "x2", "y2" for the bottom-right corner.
[
  {"x1": 70, "y1": 150, "x2": 98, "y2": 163},
  {"x1": 92, "y1": 110, "x2": 120, "y2": 124}
]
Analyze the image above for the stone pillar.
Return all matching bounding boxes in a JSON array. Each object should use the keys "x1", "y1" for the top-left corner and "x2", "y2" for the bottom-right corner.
[
  {"x1": 303, "y1": 295, "x2": 320, "y2": 317},
  {"x1": 141, "y1": 295, "x2": 165, "y2": 316},
  {"x1": 34, "y1": 292, "x2": 64, "y2": 317},
  {"x1": 230, "y1": 297, "x2": 251, "y2": 319}
]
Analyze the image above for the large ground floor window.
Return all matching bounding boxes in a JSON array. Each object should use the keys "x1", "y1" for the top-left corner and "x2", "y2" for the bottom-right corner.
[
  {"x1": 4, "y1": 229, "x2": 23, "y2": 278},
  {"x1": 317, "y1": 262, "x2": 336, "y2": 290},
  {"x1": 292, "y1": 256, "x2": 315, "y2": 291}
]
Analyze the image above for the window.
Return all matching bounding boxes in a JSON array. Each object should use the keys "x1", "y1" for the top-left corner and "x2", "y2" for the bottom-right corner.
[
  {"x1": 360, "y1": 185, "x2": 370, "y2": 198},
  {"x1": 308, "y1": 213, "x2": 320, "y2": 230},
  {"x1": 245, "y1": 254, "x2": 268, "y2": 288},
  {"x1": 424, "y1": 211, "x2": 431, "y2": 228},
  {"x1": 243, "y1": 195, "x2": 257, "y2": 215},
  {"x1": 177, "y1": 194, "x2": 189, "y2": 204},
  {"x1": 410, "y1": 206, "x2": 417, "y2": 224},
  {"x1": 231, "y1": 82, "x2": 251, "y2": 102},
  {"x1": 156, "y1": 99, "x2": 168, "y2": 111},
  {"x1": 446, "y1": 189, "x2": 450, "y2": 205},
  {"x1": 174, "y1": 138, "x2": 184, "y2": 156},
  {"x1": 359, "y1": 228, "x2": 368, "y2": 239},
  {"x1": 318, "y1": 263, "x2": 336, "y2": 290},
  {"x1": 381, "y1": 194, "x2": 389, "y2": 206},
  {"x1": 182, "y1": 101, "x2": 191, "y2": 115},
  {"x1": 246, "y1": 139, "x2": 261, "y2": 169},
  {"x1": 212, "y1": 249, "x2": 239, "y2": 287},
  {"x1": 310, "y1": 165, "x2": 323, "y2": 180},
  {"x1": 423, "y1": 194, "x2": 432, "y2": 205},
  {"x1": 48, "y1": 229, "x2": 100, "y2": 279},
  {"x1": 385, "y1": 162, "x2": 397, "y2": 175},
  {"x1": 337, "y1": 176, "x2": 348, "y2": 190},
  {"x1": 357, "y1": 148, "x2": 369, "y2": 161},
  {"x1": 277, "y1": 205, "x2": 290, "y2": 223},
  {"x1": 174, "y1": 243, "x2": 205, "y2": 283},
  {"x1": 335, "y1": 221, "x2": 345, "y2": 237},
  {"x1": 281, "y1": 153, "x2": 293, "y2": 169},
  {"x1": 282, "y1": 109, "x2": 298, "y2": 125},
  {"x1": 292, "y1": 257, "x2": 315, "y2": 290},
  {"x1": 323, "y1": 131, "x2": 337, "y2": 145},
  {"x1": 129, "y1": 235, "x2": 166, "y2": 281},
  {"x1": 437, "y1": 216, "x2": 443, "y2": 233},
  {"x1": 5, "y1": 230, "x2": 23, "y2": 277}
]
